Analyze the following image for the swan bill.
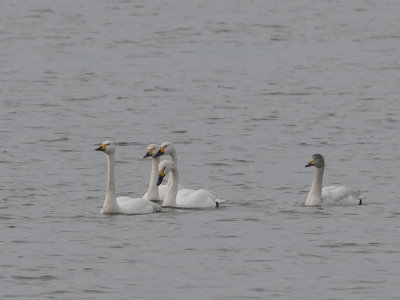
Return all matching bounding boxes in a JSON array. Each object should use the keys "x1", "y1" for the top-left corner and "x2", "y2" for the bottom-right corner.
[
  {"x1": 306, "y1": 154, "x2": 324, "y2": 168},
  {"x1": 153, "y1": 146, "x2": 165, "y2": 158},
  {"x1": 143, "y1": 150, "x2": 152, "y2": 158},
  {"x1": 305, "y1": 160, "x2": 314, "y2": 167},
  {"x1": 157, "y1": 174, "x2": 165, "y2": 186},
  {"x1": 157, "y1": 168, "x2": 166, "y2": 186},
  {"x1": 95, "y1": 145, "x2": 106, "y2": 152}
]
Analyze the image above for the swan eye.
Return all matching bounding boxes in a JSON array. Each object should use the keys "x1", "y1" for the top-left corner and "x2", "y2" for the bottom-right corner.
[{"x1": 159, "y1": 146, "x2": 166, "y2": 153}]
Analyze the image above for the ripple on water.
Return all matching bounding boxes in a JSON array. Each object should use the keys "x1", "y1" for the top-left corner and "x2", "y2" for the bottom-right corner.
[
  {"x1": 12, "y1": 275, "x2": 58, "y2": 281},
  {"x1": 2, "y1": 1, "x2": 400, "y2": 299}
]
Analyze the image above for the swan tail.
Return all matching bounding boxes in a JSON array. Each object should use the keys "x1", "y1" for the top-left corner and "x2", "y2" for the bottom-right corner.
[
  {"x1": 215, "y1": 198, "x2": 225, "y2": 208},
  {"x1": 356, "y1": 192, "x2": 366, "y2": 205}
]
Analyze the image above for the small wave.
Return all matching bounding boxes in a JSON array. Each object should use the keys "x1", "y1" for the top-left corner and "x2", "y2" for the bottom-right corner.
[{"x1": 12, "y1": 275, "x2": 58, "y2": 281}]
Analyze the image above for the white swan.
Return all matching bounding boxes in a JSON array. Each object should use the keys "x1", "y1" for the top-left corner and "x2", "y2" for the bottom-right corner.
[
  {"x1": 143, "y1": 144, "x2": 183, "y2": 201},
  {"x1": 156, "y1": 157, "x2": 223, "y2": 208},
  {"x1": 142, "y1": 144, "x2": 163, "y2": 201},
  {"x1": 305, "y1": 154, "x2": 365, "y2": 206},
  {"x1": 153, "y1": 141, "x2": 179, "y2": 165},
  {"x1": 152, "y1": 141, "x2": 191, "y2": 200},
  {"x1": 95, "y1": 141, "x2": 162, "y2": 214}
]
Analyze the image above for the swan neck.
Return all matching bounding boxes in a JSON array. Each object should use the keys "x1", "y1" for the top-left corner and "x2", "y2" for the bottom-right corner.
[
  {"x1": 145, "y1": 157, "x2": 161, "y2": 200},
  {"x1": 103, "y1": 153, "x2": 119, "y2": 213},
  {"x1": 163, "y1": 165, "x2": 179, "y2": 207},
  {"x1": 306, "y1": 167, "x2": 324, "y2": 206},
  {"x1": 169, "y1": 149, "x2": 178, "y2": 164},
  {"x1": 106, "y1": 153, "x2": 116, "y2": 198}
]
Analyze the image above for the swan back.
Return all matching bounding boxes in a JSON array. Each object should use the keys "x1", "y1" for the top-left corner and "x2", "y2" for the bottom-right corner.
[
  {"x1": 322, "y1": 186, "x2": 365, "y2": 205},
  {"x1": 116, "y1": 196, "x2": 162, "y2": 214},
  {"x1": 176, "y1": 189, "x2": 220, "y2": 208}
]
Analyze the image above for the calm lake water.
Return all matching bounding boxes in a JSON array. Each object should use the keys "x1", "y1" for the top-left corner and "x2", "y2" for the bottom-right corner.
[{"x1": 1, "y1": 0, "x2": 400, "y2": 299}]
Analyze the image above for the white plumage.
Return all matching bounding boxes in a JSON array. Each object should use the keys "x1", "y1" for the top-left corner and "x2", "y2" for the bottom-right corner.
[
  {"x1": 95, "y1": 141, "x2": 162, "y2": 214},
  {"x1": 157, "y1": 160, "x2": 222, "y2": 208},
  {"x1": 305, "y1": 154, "x2": 365, "y2": 206},
  {"x1": 154, "y1": 142, "x2": 223, "y2": 208},
  {"x1": 143, "y1": 143, "x2": 183, "y2": 201}
]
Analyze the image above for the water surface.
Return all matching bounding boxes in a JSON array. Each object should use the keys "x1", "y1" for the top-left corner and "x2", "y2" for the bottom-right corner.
[{"x1": 1, "y1": 0, "x2": 400, "y2": 299}]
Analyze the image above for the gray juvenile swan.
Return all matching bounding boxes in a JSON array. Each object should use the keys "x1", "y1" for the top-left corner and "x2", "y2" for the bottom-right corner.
[
  {"x1": 95, "y1": 141, "x2": 162, "y2": 214},
  {"x1": 305, "y1": 154, "x2": 365, "y2": 206}
]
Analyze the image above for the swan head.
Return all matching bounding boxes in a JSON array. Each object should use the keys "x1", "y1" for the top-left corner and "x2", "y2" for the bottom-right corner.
[
  {"x1": 95, "y1": 141, "x2": 115, "y2": 154},
  {"x1": 157, "y1": 160, "x2": 174, "y2": 186},
  {"x1": 305, "y1": 154, "x2": 325, "y2": 168},
  {"x1": 153, "y1": 141, "x2": 174, "y2": 158},
  {"x1": 143, "y1": 143, "x2": 157, "y2": 158}
]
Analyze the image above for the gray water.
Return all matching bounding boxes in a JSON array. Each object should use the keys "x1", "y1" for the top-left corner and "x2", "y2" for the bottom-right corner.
[{"x1": 1, "y1": 0, "x2": 400, "y2": 299}]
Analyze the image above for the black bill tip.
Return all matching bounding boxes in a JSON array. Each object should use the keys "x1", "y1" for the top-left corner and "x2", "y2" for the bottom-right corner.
[
  {"x1": 153, "y1": 149, "x2": 163, "y2": 158},
  {"x1": 157, "y1": 174, "x2": 165, "y2": 186}
]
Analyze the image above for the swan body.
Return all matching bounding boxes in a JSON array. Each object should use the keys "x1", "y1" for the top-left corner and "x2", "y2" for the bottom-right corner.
[
  {"x1": 95, "y1": 141, "x2": 162, "y2": 214},
  {"x1": 143, "y1": 143, "x2": 183, "y2": 201},
  {"x1": 156, "y1": 158, "x2": 222, "y2": 208},
  {"x1": 153, "y1": 142, "x2": 223, "y2": 208},
  {"x1": 305, "y1": 154, "x2": 365, "y2": 206},
  {"x1": 153, "y1": 141, "x2": 208, "y2": 202}
]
